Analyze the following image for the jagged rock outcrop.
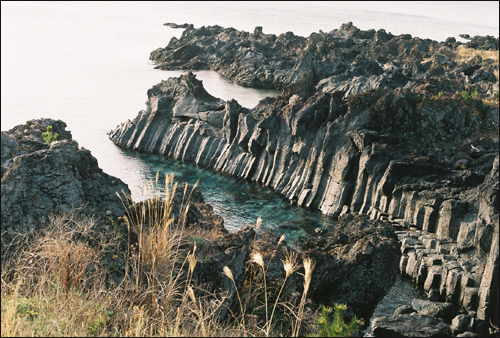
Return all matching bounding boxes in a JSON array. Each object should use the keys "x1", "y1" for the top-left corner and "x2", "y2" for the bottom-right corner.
[
  {"x1": 395, "y1": 155, "x2": 499, "y2": 328},
  {"x1": 150, "y1": 23, "x2": 498, "y2": 98},
  {"x1": 299, "y1": 214, "x2": 400, "y2": 321},
  {"x1": 1, "y1": 119, "x2": 131, "y2": 257},
  {"x1": 111, "y1": 23, "x2": 499, "y2": 331},
  {"x1": 371, "y1": 313, "x2": 451, "y2": 337},
  {"x1": 109, "y1": 69, "x2": 498, "y2": 324},
  {"x1": 185, "y1": 213, "x2": 400, "y2": 328}
]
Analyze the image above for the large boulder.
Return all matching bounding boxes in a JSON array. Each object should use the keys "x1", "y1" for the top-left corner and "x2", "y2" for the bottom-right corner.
[
  {"x1": 371, "y1": 313, "x2": 451, "y2": 337},
  {"x1": 1, "y1": 119, "x2": 130, "y2": 257},
  {"x1": 299, "y1": 214, "x2": 401, "y2": 321}
]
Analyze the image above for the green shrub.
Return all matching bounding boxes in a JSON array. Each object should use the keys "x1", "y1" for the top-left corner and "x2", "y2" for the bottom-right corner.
[
  {"x1": 42, "y1": 126, "x2": 59, "y2": 144},
  {"x1": 310, "y1": 304, "x2": 364, "y2": 337},
  {"x1": 476, "y1": 100, "x2": 490, "y2": 114},
  {"x1": 461, "y1": 90, "x2": 474, "y2": 105},
  {"x1": 478, "y1": 41, "x2": 494, "y2": 51}
]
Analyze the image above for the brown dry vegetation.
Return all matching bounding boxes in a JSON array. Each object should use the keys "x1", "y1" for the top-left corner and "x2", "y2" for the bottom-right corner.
[
  {"x1": 1, "y1": 174, "x2": 319, "y2": 337},
  {"x1": 454, "y1": 45, "x2": 499, "y2": 64}
]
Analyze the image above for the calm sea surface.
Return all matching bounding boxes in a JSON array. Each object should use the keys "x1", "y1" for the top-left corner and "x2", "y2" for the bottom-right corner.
[{"x1": 2, "y1": 1, "x2": 498, "y2": 237}]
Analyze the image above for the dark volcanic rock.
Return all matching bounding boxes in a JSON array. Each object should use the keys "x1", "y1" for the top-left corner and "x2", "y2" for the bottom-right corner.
[
  {"x1": 189, "y1": 225, "x2": 303, "y2": 324},
  {"x1": 411, "y1": 299, "x2": 459, "y2": 323},
  {"x1": 111, "y1": 23, "x2": 499, "y2": 329},
  {"x1": 164, "y1": 22, "x2": 190, "y2": 29},
  {"x1": 299, "y1": 214, "x2": 400, "y2": 321},
  {"x1": 189, "y1": 217, "x2": 400, "y2": 331},
  {"x1": 393, "y1": 305, "x2": 417, "y2": 316},
  {"x1": 109, "y1": 69, "x2": 499, "y2": 326},
  {"x1": 371, "y1": 313, "x2": 451, "y2": 337},
  {"x1": 1, "y1": 119, "x2": 131, "y2": 257},
  {"x1": 150, "y1": 23, "x2": 498, "y2": 99}
]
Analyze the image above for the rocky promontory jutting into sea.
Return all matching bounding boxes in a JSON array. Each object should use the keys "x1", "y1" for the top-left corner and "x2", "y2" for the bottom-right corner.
[{"x1": 109, "y1": 22, "x2": 499, "y2": 336}]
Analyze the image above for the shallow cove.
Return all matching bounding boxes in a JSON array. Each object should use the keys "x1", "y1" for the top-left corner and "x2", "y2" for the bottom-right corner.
[{"x1": 121, "y1": 149, "x2": 338, "y2": 243}]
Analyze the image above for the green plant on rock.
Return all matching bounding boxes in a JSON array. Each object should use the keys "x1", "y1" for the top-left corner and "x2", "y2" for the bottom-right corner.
[
  {"x1": 310, "y1": 304, "x2": 364, "y2": 337},
  {"x1": 471, "y1": 88, "x2": 479, "y2": 99},
  {"x1": 188, "y1": 235, "x2": 207, "y2": 249},
  {"x1": 461, "y1": 90, "x2": 474, "y2": 106},
  {"x1": 42, "y1": 126, "x2": 59, "y2": 144},
  {"x1": 476, "y1": 100, "x2": 490, "y2": 114},
  {"x1": 479, "y1": 40, "x2": 494, "y2": 51}
]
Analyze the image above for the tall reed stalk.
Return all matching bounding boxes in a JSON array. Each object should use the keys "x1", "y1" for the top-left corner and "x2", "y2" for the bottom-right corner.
[{"x1": 2, "y1": 173, "x2": 320, "y2": 337}]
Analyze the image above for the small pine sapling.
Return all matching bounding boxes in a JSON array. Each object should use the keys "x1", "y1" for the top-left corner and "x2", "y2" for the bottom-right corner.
[{"x1": 42, "y1": 125, "x2": 59, "y2": 144}]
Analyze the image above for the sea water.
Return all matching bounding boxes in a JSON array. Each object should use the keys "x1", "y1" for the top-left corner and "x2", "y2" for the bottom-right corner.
[{"x1": 2, "y1": 1, "x2": 499, "y2": 238}]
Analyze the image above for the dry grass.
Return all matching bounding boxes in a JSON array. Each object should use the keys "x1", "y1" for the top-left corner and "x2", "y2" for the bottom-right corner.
[
  {"x1": 454, "y1": 45, "x2": 499, "y2": 64},
  {"x1": 1, "y1": 173, "x2": 318, "y2": 337}
]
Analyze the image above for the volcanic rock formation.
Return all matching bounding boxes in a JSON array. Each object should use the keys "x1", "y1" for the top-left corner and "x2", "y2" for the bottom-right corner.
[{"x1": 110, "y1": 23, "x2": 499, "y2": 331}]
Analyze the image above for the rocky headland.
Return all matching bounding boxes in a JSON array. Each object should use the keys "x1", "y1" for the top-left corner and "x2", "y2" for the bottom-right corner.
[
  {"x1": 1, "y1": 119, "x2": 401, "y2": 335},
  {"x1": 2, "y1": 20, "x2": 497, "y2": 337},
  {"x1": 109, "y1": 22, "x2": 499, "y2": 336}
]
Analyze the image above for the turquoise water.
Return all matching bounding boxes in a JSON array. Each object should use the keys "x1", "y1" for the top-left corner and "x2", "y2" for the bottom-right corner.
[
  {"x1": 2, "y1": 1, "x2": 498, "y2": 237},
  {"x1": 121, "y1": 149, "x2": 337, "y2": 242},
  {"x1": 2, "y1": 1, "x2": 497, "y2": 312}
]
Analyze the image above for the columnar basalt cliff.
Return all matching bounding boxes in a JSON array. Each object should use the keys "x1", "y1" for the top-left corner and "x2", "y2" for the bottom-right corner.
[
  {"x1": 1, "y1": 121, "x2": 403, "y2": 335},
  {"x1": 110, "y1": 23, "x2": 499, "y2": 330}
]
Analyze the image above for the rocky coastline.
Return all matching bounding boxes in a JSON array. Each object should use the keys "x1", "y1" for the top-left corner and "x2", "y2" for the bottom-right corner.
[
  {"x1": 1, "y1": 119, "x2": 401, "y2": 334},
  {"x1": 109, "y1": 22, "x2": 499, "y2": 336},
  {"x1": 1, "y1": 21, "x2": 498, "y2": 337}
]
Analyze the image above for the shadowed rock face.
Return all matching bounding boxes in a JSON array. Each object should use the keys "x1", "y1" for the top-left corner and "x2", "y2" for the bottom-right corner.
[
  {"x1": 1, "y1": 119, "x2": 131, "y2": 256},
  {"x1": 182, "y1": 214, "x2": 401, "y2": 327},
  {"x1": 111, "y1": 23, "x2": 499, "y2": 329},
  {"x1": 300, "y1": 214, "x2": 401, "y2": 321}
]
